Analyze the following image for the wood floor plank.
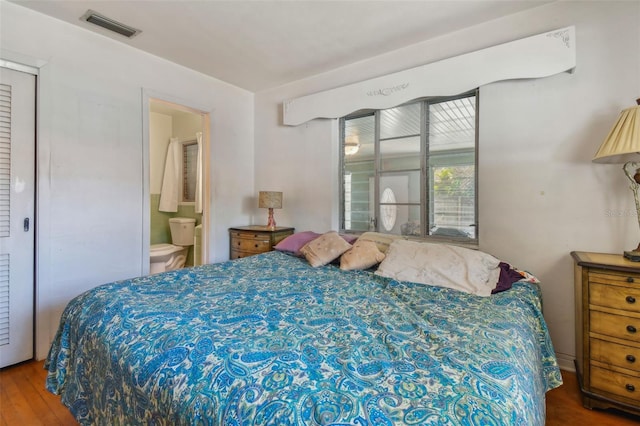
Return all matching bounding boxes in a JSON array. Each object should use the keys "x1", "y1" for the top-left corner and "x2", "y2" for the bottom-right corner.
[
  {"x1": 8, "y1": 362, "x2": 65, "y2": 426},
  {"x1": 25, "y1": 362, "x2": 77, "y2": 424},
  {"x1": 0, "y1": 365, "x2": 46, "y2": 426},
  {"x1": 0, "y1": 375, "x2": 22, "y2": 426}
]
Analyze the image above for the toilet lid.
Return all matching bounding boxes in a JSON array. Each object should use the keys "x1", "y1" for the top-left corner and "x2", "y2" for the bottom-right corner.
[{"x1": 150, "y1": 243, "x2": 180, "y2": 256}]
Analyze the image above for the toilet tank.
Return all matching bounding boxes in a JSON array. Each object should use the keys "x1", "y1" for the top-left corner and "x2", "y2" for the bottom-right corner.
[{"x1": 169, "y1": 217, "x2": 196, "y2": 246}]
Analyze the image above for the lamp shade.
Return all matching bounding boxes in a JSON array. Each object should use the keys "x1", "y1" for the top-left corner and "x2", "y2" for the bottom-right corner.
[
  {"x1": 258, "y1": 191, "x2": 283, "y2": 209},
  {"x1": 593, "y1": 100, "x2": 640, "y2": 164},
  {"x1": 344, "y1": 135, "x2": 360, "y2": 156}
]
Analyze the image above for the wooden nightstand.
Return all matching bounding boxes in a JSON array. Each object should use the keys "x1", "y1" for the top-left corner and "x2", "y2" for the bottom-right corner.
[
  {"x1": 572, "y1": 251, "x2": 640, "y2": 414},
  {"x1": 229, "y1": 226, "x2": 294, "y2": 260}
]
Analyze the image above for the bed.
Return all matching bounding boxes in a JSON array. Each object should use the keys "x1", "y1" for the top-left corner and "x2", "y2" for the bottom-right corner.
[{"x1": 45, "y1": 239, "x2": 562, "y2": 425}]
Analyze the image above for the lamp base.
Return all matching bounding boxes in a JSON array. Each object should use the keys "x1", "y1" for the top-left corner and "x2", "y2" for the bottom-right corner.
[
  {"x1": 266, "y1": 208, "x2": 276, "y2": 231},
  {"x1": 624, "y1": 243, "x2": 640, "y2": 262}
]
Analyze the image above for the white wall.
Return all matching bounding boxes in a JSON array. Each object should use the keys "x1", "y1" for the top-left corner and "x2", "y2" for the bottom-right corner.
[
  {"x1": 149, "y1": 112, "x2": 172, "y2": 194},
  {"x1": 255, "y1": 1, "x2": 640, "y2": 369},
  {"x1": 1, "y1": 1, "x2": 255, "y2": 358}
]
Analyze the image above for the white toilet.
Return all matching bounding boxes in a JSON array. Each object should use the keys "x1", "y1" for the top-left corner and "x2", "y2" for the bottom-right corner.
[{"x1": 150, "y1": 217, "x2": 196, "y2": 274}]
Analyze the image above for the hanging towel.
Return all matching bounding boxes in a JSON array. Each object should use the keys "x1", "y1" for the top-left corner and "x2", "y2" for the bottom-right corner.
[
  {"x1": 159, "y1": 137, "x2": 180, "y2": 212},
  {"x1": 195, "y1": 132, "x2": 203, "y2": 214}
]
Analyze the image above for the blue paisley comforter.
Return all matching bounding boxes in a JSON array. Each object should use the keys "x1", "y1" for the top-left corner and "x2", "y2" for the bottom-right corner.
[{"x1": 46, "y1": 251, "x2": 562, "y2": 425}]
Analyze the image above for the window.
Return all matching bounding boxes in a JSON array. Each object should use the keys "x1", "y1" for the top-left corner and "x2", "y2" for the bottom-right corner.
[
  {"x1": 182, "y1": 141, "x2": 198, "y2": 203},
  {"x1": 339, "y1": 91, "x2": 478, "y2": 242}
]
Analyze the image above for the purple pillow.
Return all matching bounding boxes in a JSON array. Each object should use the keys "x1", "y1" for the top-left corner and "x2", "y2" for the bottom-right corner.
[
  {"x1": 492, "y1": 262, "x2": 524, "y2": 294},
  {"x1": 274, "y1": 231, "x2": 321, "y2": 256}
]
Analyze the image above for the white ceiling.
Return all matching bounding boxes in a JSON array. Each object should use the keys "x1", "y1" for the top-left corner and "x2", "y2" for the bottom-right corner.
[{"x1": 11, "y1": 0, "x2": 553, "y2": 92}]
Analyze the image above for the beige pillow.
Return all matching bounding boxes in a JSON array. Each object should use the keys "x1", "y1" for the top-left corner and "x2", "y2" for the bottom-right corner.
[
  {"x1": 300, "y1": 231, "x2": 352, "y2": 267},
  {"x1": 340, "y1": 240, "x2": 386, "y2": 271},
  {"x1": 355, "y1": 232, "x2": 405, "y2": 254},
  {"x1": 375, "y1": 240, "x2": 500, "y2": 297}
]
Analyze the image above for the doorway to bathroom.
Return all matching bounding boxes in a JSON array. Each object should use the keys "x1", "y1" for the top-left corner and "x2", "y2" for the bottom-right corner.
[{"x1": 147, "y1": 98, "x2": 209, "y2": 272}]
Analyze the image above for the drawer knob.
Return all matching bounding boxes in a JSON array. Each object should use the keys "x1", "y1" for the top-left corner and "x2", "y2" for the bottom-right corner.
[
  {"x1": 626, "y1": 384, "x2": 636, "y2": 392},
  {"x1": 628, "y1": 277, "x2": 635, "y2": 283},
  {"x1": 237, "y1": 242, "x2": 241, "y2": 246},
  {"x1": 627, "y1": 296, "x2": 637, "y2": 304},
  {"x1": 627, "y1": 325, "x2": 637, "y2": 334},
  {"x1": 627, "y1": 355, "x2": 636, "y2": 363},
  {"x1": 254, "y1": 244, "x2": 259, "y2": 248}
]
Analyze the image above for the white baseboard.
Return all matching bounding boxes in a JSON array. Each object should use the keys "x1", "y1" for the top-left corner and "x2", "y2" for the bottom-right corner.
[{"x1": 556, "y1": 352, "x2": 575, "y2": 372}]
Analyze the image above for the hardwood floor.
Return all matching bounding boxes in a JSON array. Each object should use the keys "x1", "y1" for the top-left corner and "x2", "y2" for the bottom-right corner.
[
  {"x1": 1, "y1": 362, "x2": 639, "y2": 425},
  {"x1": 0, "y1": 360, "x2": 77, "y2": 426},
  {"x1": 546, "y1": 370, "x2": 640, "y2": 425}
]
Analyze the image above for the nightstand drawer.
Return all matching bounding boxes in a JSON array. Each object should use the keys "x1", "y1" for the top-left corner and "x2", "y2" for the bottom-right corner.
[
  {"x1": 230, "y1": 231, "x2": 270, "y2": 241},
  {"x1": 230, "y1": 250, "x2": 252, "y2": 260},
  {"x1": 591, "y1": 338, "x2": 640, "y2": 371},
  {"x1": 591, "y1": 310, "x2": 640, "y2": 343},
  {"x1": 590, "y1": 282, "x2": 640, "y2": 313},
  {"x1": 231, "y1": 236, "x2": 270, "y2": 253},
  {"x1": 591, "y1": 365, "x2": 640, "y2": 403}
]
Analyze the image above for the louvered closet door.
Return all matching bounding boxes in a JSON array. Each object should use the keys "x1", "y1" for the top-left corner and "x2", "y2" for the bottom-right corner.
[{"x1": 0, "y1": 67, "x2": 35, "y2": 368}]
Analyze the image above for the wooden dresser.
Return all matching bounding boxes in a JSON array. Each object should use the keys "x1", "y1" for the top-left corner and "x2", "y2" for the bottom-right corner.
[
  {"x1": 572, "y1": 251, "x2": 640, "y2": 414},
  {"x1": 229, "y1": 226, "x2": 294, "y2": 260}
]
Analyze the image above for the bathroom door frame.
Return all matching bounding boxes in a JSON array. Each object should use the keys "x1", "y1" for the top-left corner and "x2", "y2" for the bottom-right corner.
[{"x1": 141, "y1": 89, "x2": 211, "y2": 275}]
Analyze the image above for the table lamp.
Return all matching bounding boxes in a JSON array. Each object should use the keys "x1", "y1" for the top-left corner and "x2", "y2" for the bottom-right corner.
[
  {"x1": 258, "y1": 191, "x2": 283, "y2": 230},
  {"x1": 593, "y1": 98, "x2": 640, "y2": 261}
]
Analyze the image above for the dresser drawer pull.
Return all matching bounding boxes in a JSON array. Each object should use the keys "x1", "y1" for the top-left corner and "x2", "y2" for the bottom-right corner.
[
  {"x1": 628, "y1": 277, "x2": 636, "y2": 283},
  {"x1": 626, "y1": 384, "x2": 636, "y2": 392},
  {"x1": 627, "y1": 295, "x2": 637, "y2": 304},
  {"x1": 254, "y1": 244, "x2": 259, "y2": 248},
  {"x1": 627, "y1": 354, "x2": 636, "y2": 363},
  {"x1": 627, "y1": 325, "x2": 637, "y2": 334}
]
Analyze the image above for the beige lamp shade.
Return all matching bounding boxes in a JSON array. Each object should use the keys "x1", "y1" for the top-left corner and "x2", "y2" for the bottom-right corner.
[
  {"x1": 344, "y1": 135, "x2": 360, "y2": 156},
  {"x1": 593, "y1": 101, "x2": 640, "y2": 164},
  {"x1": 258, "y1": 191, "x2": 283, "y2": 209}
]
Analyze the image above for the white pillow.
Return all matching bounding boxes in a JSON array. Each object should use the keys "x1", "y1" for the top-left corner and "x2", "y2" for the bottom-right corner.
[{"x1": 375, "y1": 240, "x2": 500, "y2": 297}]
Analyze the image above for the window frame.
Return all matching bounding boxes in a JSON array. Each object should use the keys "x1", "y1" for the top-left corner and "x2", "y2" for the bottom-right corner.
[{"x1": 338, "y1": 89, "x2": 479, "y2": 245}]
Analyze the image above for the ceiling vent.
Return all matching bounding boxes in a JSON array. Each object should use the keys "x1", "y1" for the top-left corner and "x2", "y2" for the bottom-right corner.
[{"x1": 80, "y1": 10, "x2": 141, "y2": 38}]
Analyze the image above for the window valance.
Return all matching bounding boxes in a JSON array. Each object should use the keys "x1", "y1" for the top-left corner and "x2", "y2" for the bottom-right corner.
[{"x1": 283, "y1": 26, "x2": 575, "y2": 126}]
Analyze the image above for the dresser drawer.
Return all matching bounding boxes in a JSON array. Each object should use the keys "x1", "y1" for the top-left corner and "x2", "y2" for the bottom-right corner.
[
  {"x1": 591, "y1": 338, "x2": 640, "y2": 371},
  {"x1": 591, "y1": 270, "x2": 640, "y2": 286},
  {"x1": 591, "y1": 365, "x2": 640, "y2": 403},
  {"x1": 591, "y1": 310, "x2": 640, "y2": 343},
  {"x1": 590, "y1": 282, "x2": 640, "y2": 313}
]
